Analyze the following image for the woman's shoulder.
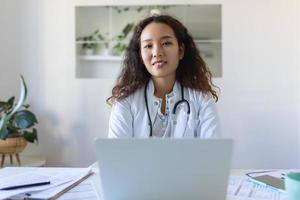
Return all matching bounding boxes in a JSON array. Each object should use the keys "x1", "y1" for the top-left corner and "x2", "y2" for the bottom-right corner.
[
  {"x1": 186, "y1": 87, "x2": 215, "y2": 105},
  {"x1": 187, "y1": 88, "x2": 214, "y2": 101},
  {"x1": 112, "y1": 86, "x2": 145, "y2": 108}
]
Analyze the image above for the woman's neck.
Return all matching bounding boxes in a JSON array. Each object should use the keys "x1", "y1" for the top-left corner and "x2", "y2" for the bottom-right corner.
[
  {"x1": 152, "y1": 77, "x2": 176, "y2": 98},
  {"x1": 152, "y1": 77, "x2": 175, "y2": 115}
]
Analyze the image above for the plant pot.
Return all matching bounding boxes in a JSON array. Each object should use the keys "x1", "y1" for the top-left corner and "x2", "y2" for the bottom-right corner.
[
  {"x1": 0, "y1": 137, "x2": 28, "y2": 167},
  {"x1": 0, "y1": 137, "x2": 27, "y2": 154},
  {"x1": 100, "y1": 47, "x2": 110, "y2": 56},
  {"x1": 83, "y1": 48, "x2": 94, "y2": 55}
]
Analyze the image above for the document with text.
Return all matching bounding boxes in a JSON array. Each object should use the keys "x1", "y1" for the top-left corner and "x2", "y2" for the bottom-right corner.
[
  {"x1": 0, "y1": 167, "x2": 92, "y2": 200},
  {"x1": 227, "y1": 175, "x2": 287, "y2": 200}
]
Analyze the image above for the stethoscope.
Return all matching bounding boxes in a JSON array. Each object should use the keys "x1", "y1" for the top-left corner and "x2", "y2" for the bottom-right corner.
[{"x1": 144, "y1": 81, "x2": 191, "y2": 137}]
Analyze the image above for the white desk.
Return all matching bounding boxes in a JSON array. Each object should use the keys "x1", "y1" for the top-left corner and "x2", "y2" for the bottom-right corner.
[
  {"x1": 86, "y1": 163, "x2": 285, "y2": 200},
  {"x1": 87, "y1": 167, "x2": 258, "y2": 200},
  {"x1": 0, "y1": 165, "x2": 286, "y2": 200}
]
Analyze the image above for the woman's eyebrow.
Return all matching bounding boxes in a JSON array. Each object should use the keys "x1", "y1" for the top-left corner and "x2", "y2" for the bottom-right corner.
[
  {"x1": 160, "y1": 35, "x2": 174, "y2": 40},
  {"x1": 141, "y1": 35, "x2": 175, "y2": 43}
]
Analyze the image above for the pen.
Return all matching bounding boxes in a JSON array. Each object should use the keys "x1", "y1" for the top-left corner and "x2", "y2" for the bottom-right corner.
[{"x1": 0, "y1": 181, "x2": 51, "y2": 190}]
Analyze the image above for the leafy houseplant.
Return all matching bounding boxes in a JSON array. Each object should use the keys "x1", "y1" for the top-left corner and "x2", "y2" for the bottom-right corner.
[
  {"x1": 77, "y1": 29, "x2": 107, "y2": 55},
  {"x1": 0, "y1": 76, "x2": 38, "y2": 143},
  {"x1": 112, "y1": 23, "x2": 135, "y2": 56}
]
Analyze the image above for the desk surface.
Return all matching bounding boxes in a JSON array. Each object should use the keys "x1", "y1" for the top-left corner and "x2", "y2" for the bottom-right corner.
[
  {"x1": 0, "y1": 165, "x2": 286, "y2": 200},
  {"x1": 87, "y1": 166, "x2": 290, "y2": 200}
]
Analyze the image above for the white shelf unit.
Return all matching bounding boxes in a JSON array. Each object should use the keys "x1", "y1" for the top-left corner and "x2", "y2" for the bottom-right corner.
[
  {"x1": 75, "y1": 5, "x2": 222, "y2": 79},
  {"x1": 194, "y1": 39, "x2": 222, "y2": 44},
  {"x1": 79, "y1": 55, "x2": 123, "y2": 61}
]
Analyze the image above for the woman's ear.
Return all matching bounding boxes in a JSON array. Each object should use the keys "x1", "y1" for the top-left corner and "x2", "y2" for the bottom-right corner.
[{"x1": 179, "y1": 43, "x2": 185, "y2": 59}]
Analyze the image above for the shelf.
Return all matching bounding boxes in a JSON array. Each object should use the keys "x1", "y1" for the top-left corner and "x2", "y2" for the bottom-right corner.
[
  {"x1": 76, "y1": 41, "x2": 108, "y2": 44},
  {"x1": 79, "y1": 55, "x2": 123, "y2": 61},
  {"x1": 76, "y1": 40, "x2": 221, "y2": 44},
  {"x1": 194, "y1": 39, "x2": 221, "y2": 43},
  {"x1": 75, "y1": 5, "x2": 222, "y2": 78}
]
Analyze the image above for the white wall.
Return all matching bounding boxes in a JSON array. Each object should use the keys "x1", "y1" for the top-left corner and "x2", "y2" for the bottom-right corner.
[
  {"x1": 0, "y1": 1, "x2": 23, "y2": 97},
  {"x1": 218, "y1": 0, "x2": 300, "y2": 168},
  {"x1": 0, "y1": 0, "x2": 299, "y2": 168}
]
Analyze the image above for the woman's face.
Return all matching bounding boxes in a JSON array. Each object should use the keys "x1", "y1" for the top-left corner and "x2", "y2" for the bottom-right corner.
[{"x1": 140, "y1": 22, "x2": 184, "y2": 81}]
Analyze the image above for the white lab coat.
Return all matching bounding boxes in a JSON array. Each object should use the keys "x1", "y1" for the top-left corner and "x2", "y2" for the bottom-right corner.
[{"x1": 108, "y1": 80, "x2": 220, "y2": 138}]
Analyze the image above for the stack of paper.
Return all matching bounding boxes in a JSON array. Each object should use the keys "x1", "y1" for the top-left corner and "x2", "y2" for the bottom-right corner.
[
  {"x1": 0, "y1": 167, "x2": 93, "y2": 199},
  {"x1": 227, "y1": 175, "x2": 288, "y2": 200},
  {"x1": 57, "y1": 181, "x2": 99, "y2": 200}
]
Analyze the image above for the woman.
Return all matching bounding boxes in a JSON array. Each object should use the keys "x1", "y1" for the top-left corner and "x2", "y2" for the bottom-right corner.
[{"x1": 107, "y1": 15, "x2": 220, "y2": 138}]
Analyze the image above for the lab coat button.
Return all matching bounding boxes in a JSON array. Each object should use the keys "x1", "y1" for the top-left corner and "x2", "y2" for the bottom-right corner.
[{"x1": 154, "y1": 101, "x2": 158, "y2": 106}]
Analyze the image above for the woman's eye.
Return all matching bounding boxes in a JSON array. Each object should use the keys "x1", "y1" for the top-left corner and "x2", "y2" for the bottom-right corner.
[
  {"x1": 143, "y1": 44, "x2": 152, "y2": 49},
  {"x1": 162, "y1": 41, "x2": 172, "y2": 46}
]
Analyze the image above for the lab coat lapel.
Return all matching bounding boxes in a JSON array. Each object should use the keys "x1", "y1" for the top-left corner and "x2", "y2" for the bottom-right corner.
[
  {"x1": 146, "y1": 80, "x2": 159, "y2": 127},
  {"x1": 172, "y1": 112, "x2": 189, "y2": 138}
]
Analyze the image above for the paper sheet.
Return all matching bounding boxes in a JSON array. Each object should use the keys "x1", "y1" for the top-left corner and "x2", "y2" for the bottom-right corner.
[
  {"x1": 227, "y1": 175, "x2": 288, "y2": 200},
  {"x1": 0, "y1": 167, "x2": 91, "y2": 200},
  {"x1": 0, "y1": 171, "x2": 72, "y2": 199},
  {"x1": 58, "y1": 181, "x2": 99, "y2": 200},
  {"x1": 24, "y1": 168, "x2": 92, "y2": 199}
]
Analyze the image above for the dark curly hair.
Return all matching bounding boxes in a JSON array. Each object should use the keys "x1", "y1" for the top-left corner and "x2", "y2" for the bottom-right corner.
[{"x1": 107, "y1": 15, "x2": 218, "y2": 105}]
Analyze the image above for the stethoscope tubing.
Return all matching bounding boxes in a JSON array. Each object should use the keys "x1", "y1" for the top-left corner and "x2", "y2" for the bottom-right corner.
[{"x1": 144, "y1": 82, "x2": 153, "y2": 137}]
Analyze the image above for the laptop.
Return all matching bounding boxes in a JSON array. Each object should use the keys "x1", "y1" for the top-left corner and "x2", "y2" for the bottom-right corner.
[{"x1": 95, "y1": 138, "x2": 233, "y2": 200}]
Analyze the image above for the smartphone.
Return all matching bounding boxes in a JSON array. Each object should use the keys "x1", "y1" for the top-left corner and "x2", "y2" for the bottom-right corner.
[{"x1": 251, "y1": 175, "x2": 285, "y2": 191}]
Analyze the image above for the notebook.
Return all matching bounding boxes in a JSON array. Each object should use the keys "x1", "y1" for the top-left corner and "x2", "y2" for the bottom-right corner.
[{"x1": 95, "y1": 138, "x2": 233, "y2": 200}]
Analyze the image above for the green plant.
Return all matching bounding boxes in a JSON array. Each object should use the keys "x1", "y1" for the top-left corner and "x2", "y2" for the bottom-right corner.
[
  {"x1": 77, "y1": 29, "x2": 106, "y2": 50},
  {"x1": 0, "y1": 76, "x2": 38, "y2": 143},
  {"x1": 112, "y1": 5, "x2": 173, "y2": 13},
  {"x1": 112, "y1": 23, "x2": 135, "y2": 56}
]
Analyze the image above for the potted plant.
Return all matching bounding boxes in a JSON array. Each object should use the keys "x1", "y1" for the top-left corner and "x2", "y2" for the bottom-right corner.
[
  {"x1": 0, "y1": 76, "x2": 38, "y2": 166},
  {"x1": 112, "y1": 23, "x2": 135, "y2": 56},
  {"x1": 77, "y1": 29, "x2": 107, "y2": 55}
]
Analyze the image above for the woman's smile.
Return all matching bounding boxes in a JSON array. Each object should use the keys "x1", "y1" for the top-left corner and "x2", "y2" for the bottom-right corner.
[{"x1": 152, "y1": 60, "x2": 167, "y2": 69}]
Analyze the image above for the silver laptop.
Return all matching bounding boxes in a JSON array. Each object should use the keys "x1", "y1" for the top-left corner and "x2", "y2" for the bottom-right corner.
[{"x1": 95, "y1": 139, "x2": 233, "y2": 200}]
